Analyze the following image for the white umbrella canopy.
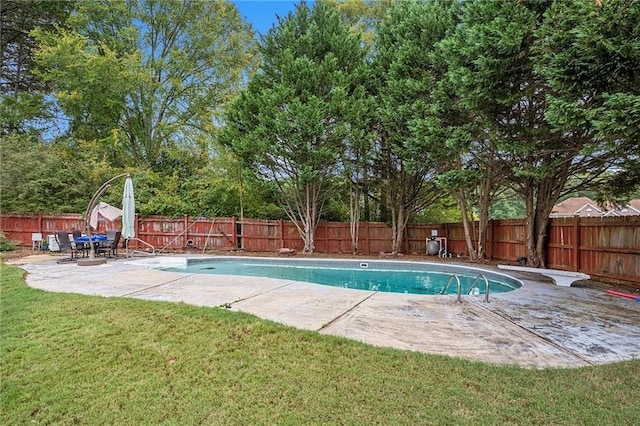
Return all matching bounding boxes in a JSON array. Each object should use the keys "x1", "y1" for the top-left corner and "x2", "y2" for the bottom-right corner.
[
  {"x1": 122, "y1": 177, "x2": 135, "y2": 239},
  {"x1": 90, "y1": 202, "x2": 123, "y2": 230}
]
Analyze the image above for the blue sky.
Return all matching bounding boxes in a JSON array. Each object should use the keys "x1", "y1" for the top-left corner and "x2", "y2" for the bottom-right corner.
[{"x1": 232, "y1": 1, "x2": 309, "y2": 34}]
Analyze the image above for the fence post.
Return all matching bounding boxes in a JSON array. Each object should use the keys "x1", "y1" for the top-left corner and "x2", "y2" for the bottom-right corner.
[
  {"x1": 403, "y1": 225, "x2": 409, "y2": 254},
  {"x1": 572, "y1": 216, "x2": 580, "y2": 272},
  {"x1": 37, "y1": 212, "x2": 43, "y2": 235},
  {"x1": 322, "y1": 222, "x2": 326, "y2": 252},
  {"x1": 487, "y1": 219, "x2": 494, "y2": 260},
  {"x1": 443, "y1": 222, "x2": 450, "y2": 256},
  {"x1": 279, "y1": 219, "x2": 284, "y2": 248},
  {"x1": 231, "y1": 216, "x2": 237, "y2": 249},
  {"x1": 184, "y1": 215, "x2": 188, "y2": 248},
  {"x1": 365, "y1": 221, "x2": 370, "y2": 254}
]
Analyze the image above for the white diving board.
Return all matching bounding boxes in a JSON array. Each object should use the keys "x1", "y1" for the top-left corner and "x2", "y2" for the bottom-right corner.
[{"x1": 497, "y1": 265, "x2": 590, "y2": 287}]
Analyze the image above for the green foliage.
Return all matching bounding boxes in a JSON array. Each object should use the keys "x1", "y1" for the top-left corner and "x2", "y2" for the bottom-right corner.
[
  {"x1": 0, "y1": 132, "x2": 280, "y2": 218},
  {"x1": 412, "y1": 196, "x2": 462, "y2": 224},
  {"x1": 222, "y1": 1, "x2": 369, "y2": 251},
  {"x1": 489, "y1": 193, "x2": 527, "y2": 220},
  {"x1": 0, "y1": 233, "x2": 19, "y2": 251},
  {"x1": 535, "y1": 0, "x2": 640, "y2": 197},
  {"x1": 325, "y1": 0, "x2": 393, "y2": 48},
  {"x1": 0, "y1": 0, "x2": 73, "y2": 135},
  {"x1": 4, "y1": 0, "x2": 640, "y2": 236},
  {"x1": 225, "y1": 2, "x2": 368, "y2": 178},
  {"x1": 32, "y1": 28, "x2": 139, "y2": 143},
  {"x1": 0, "y1": 134, "x2": 113, "y2": 213},
  {"x1": 192, "y1": 153, "x2": 283, "y2": 219},
  {"x1": 373, "y1": 0, "x2": 459, "y2": 159},
  {"x1": 32, "y1": 0, "x2": 256, "y2": 170},
  {"x1": 105, "y1": 166, "x2": 279, "y2": 219},
  {"x1": 439, "y1": 0, "x2": 622, "y2": 266},
  {"x1": 0, "y1": 92, "x2": 51, "y2": 137},
  {"x1": 369, "y1": 0, "x2": 459, "y2": 252},
  {"x1": 436, "y1": 169, "x2": 481, "y2": 193}
]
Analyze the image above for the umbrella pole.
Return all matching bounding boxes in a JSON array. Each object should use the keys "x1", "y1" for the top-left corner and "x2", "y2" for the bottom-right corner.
[{"x1": 78, "y1": 173, "x2": 129, "y2": 266}]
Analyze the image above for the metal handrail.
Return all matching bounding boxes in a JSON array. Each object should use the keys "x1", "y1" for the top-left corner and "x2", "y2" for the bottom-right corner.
[
  {"x1": 441, "y1": 274, "x2": 462, "y2": 303},
  {"x1": 467, "y1": 274, "x2": 490, "y2": 303},
  {"x1": 125, "y1": 238, "x2": 156, "y2": 257}
]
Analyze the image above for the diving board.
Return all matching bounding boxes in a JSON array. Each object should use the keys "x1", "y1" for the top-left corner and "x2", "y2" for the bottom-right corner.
[{"x1": 497, "y1": 265, "x2": 590, "y2": 287}]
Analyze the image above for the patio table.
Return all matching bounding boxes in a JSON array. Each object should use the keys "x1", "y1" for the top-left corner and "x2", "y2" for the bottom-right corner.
[
  {"x1": 74, "y1": 235, "x2": 108, "y2": 243},
  {"x1": 75, "y1": 235, "x2": 108, "y2": 257}
]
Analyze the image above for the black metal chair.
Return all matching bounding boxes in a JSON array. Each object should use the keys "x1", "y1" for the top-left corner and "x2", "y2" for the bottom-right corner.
[
  {"x1": 55, "y1": 231, "x2": 79, "y2": 261},
  {"x1": 71, "y1": 229, "x2": 89, "y2": 258},
  {"x1": 99, "y1": 231, "x2": 121, "y2": 258}
]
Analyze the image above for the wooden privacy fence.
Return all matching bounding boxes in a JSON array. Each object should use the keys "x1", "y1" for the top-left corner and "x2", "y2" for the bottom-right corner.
[{"x1": 2, "y1": 213, "x2": 639, "y2": 284}]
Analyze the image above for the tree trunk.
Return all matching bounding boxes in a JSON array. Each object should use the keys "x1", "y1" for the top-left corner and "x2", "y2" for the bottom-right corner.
[
  {"x1": 531, "y1": 187, "x2": 558, "y2": 269},
  {"x1": 391, "y1": 203, "x2": 407, "y2": 255},
  {"x1": 523, "y1": 170, "x2": 567, "y2": 268},
  {"x1": 535, "y1": 215, "x2": 549, "y2": 269},
  {"x1": 524, "y1": 186, "x2": 540, "y2": 267},
  {"x1": 476, "y1": 181, "x2": 492, "y2": 260},
  {"x1": 303, "y1": 225, "x2": 315, "y2": 253},
  {"x1": 457, "y1": 188, "x2": 478, "y2": 261},
  {"x1": 525, "y1": 209, "x2": 552, "y2": 268},
  {"x1": 524, "y1": 191, "x2": 552, "y2": 268},
  {"x1": 363, "y1": 179, "x2": 370, "y2": 222},
  {"x1": 302, "y1": 183, "x2": 316, "y2": 253},
  {"x1": 283, "y1": 182, "x2": 321, "y2": 254},
  {"x1": 349, "y1": 182, "x2": 361, "y2": 254}
]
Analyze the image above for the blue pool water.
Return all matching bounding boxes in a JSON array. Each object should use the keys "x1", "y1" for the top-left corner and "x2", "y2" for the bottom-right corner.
[{"x1": 159, "y1": 257, "x2": 522, "y2": 296}]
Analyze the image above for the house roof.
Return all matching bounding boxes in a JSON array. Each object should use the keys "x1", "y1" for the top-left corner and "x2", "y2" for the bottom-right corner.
[
  {"x1": 551, "y1": 197, "x2": 600, "y2": 216},
  {"x1": 614, "y1": 199, "x2": 640, "y2": 216},
  {"x1": 551, "y1": 197, "x2": 640, "y2": 217}
]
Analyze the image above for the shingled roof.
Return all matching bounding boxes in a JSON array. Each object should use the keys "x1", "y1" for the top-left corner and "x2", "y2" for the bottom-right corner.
[
  {"x1": 551, "y1": 197, "x2": 640, "y2": 217},
  {"x1": 551, "y1": 197, "x2": 601, "y2": 217}
]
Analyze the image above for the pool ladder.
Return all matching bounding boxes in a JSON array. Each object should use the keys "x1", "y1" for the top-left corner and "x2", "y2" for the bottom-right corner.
[{"x1": 441, "y1": 274, "x2": 490, "y2": 303}]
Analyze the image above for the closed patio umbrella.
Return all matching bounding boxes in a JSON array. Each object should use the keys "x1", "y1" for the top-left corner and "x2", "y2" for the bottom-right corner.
[
  {"x1": 90, "y1": 202, "x2": 123, "y2": 230},
  {"x1": 79, "y1": 172, "x2": 129, "y2": 266},
  {"x1": 122, "y1": 177, "x2": 135, "y2": 240}
]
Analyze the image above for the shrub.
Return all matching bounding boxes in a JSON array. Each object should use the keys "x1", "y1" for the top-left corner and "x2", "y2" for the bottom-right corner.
[{"x1": 0, "y1": 232, "x2": 19, "y2": 251}]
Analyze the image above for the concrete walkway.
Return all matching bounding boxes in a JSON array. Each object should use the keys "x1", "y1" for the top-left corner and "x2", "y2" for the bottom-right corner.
[{"x1": 8, "y1": 254, "x2": 640, "y2": 369}]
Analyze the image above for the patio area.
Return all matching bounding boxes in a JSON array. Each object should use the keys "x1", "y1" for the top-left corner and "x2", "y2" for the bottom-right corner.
[{"x1": 9, "y1": 254, "x2": 640, "y2": 369}]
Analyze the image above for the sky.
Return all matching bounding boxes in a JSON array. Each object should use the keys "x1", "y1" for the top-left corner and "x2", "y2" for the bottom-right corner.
[{"x1": 232, "y1": 1, "x2": 309, "y2": 34}]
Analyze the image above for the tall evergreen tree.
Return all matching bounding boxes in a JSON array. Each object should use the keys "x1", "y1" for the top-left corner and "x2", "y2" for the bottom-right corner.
[
  {"x1": 441, "y1": 0, "x2": 615, "y2": 267},
  {"x1": 370, "y1": 0, "x2": 457, "y2": 255},
  {"x1": 535, "y1": 0, "x2": 640, "y2": 201},
  {"x1": 222, "y1": 1, "x2": 369, "y2": 253}
]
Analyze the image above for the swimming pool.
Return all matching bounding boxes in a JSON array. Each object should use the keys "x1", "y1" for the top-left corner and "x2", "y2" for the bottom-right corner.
[{"x1": 159, "y1": 257, "x2": 522, "y2": 296}]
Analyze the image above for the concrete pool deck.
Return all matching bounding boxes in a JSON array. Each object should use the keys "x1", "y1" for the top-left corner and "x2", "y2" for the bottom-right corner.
[{"x1": 8, "y1": 254, "x2": 640, "y2": 369}]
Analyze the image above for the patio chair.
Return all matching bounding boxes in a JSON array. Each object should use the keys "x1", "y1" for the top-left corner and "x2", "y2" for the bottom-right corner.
[
  {"x1": 99, "y1": 230, "x2": 121, "y2": 258},
  {"x1": 72, "y1": 229, "x2": 89, "y2": 258},
  {"x1": 55, "y1": 231, "x2": 79, "y2": 261}
]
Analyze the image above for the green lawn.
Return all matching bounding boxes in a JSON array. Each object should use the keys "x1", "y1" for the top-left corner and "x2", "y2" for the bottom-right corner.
[{"x1": 1, "y1": 263, "x2": 639, "y2": 425}]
